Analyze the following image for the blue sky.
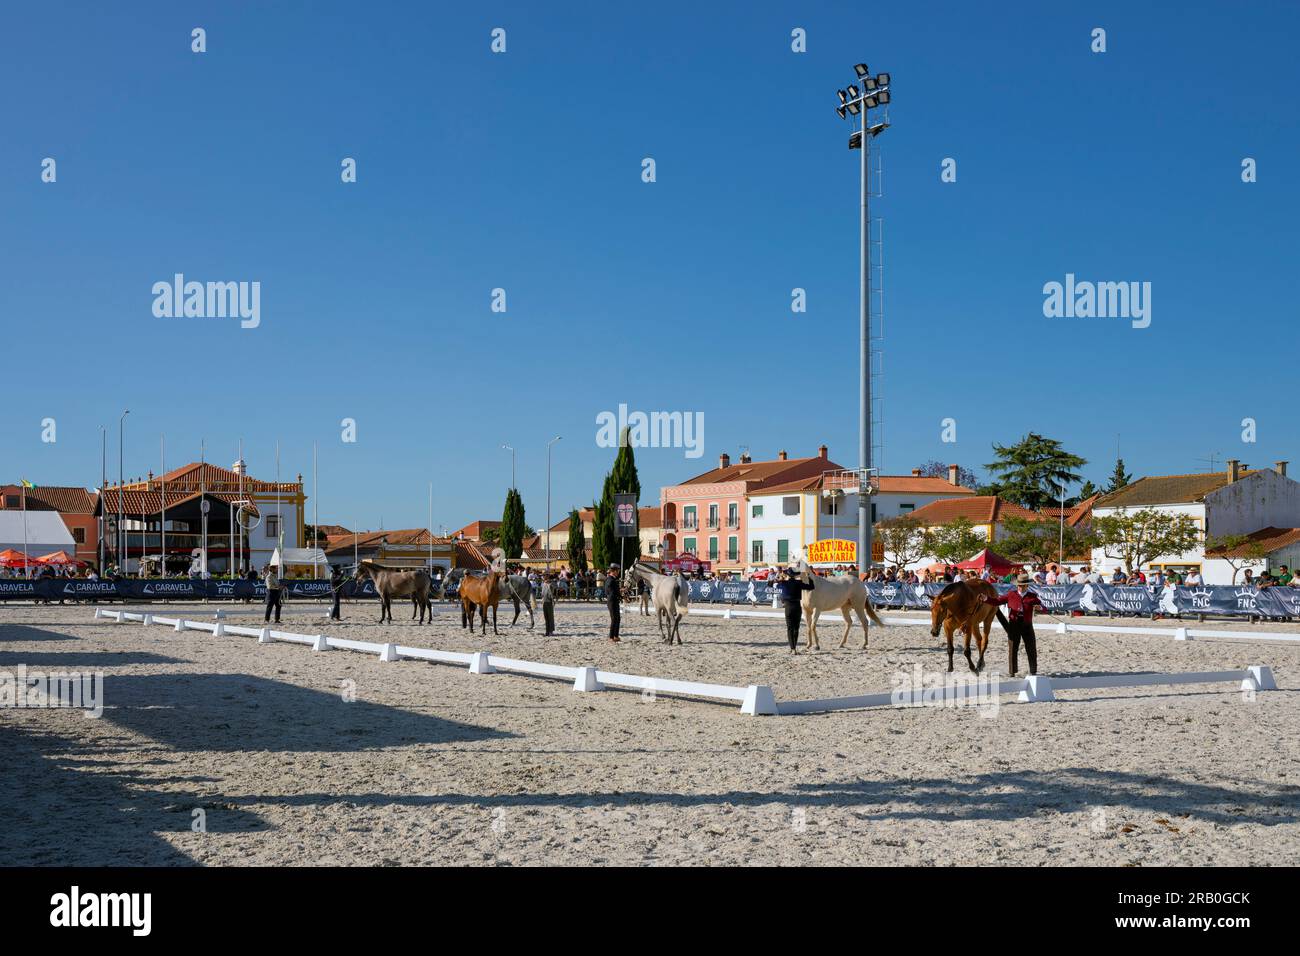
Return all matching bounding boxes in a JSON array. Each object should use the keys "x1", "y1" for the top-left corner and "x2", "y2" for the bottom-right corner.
[{"x1": 2, "y1": 0, "x2": 1297, "y2": 532}]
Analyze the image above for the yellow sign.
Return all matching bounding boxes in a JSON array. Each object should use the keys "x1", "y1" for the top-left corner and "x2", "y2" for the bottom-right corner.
[{"x1": 806, "y1": 539, "x2": 856, "y2": 564}]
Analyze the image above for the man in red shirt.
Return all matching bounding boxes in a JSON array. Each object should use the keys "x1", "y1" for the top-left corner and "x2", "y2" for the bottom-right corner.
[{"x1": 980, "y1": 572, "x2": 1043, "y2": 676}]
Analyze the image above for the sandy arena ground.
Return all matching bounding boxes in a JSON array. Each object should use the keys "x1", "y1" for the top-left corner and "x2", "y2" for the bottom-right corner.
[{"x1": 3, "y1": 598, "x2": 1299, "y2": 866}]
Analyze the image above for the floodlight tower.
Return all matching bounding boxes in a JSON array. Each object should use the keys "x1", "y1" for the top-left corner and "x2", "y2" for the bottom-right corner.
[{"x1": 835, "y1": 63, "x2": 891, "y2": 572}]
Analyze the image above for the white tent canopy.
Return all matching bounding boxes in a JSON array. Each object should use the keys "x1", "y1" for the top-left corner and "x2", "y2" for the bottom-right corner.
[
  {"x1": 270, "y1": 547, "x2": 330, "y2": 569},
  {"x1": 0, "y1": 511, "x2": 76, "y2": 554}
]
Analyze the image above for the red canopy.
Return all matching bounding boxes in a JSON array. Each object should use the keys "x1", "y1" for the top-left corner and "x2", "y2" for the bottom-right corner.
[
  {"x1": 36, "y1": 550, "x2": 85, "y2": 566},
  {"x1": 663, "y1": 554, "x2": 712, "y2": 573},
  {"x1": 0, "y1": 548, "x2": 39, "y2": 568},
  {"x1": 955, "y1": 548, "x2": 1021, "y2": 575}
]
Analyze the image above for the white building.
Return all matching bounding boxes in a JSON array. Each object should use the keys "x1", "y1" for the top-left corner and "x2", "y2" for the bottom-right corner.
[
  {"x1": 746, "y1": 466, "x2": 975, "y2": 570},
  {"x1": 1090, "y1": 460, "x2": 1300, "y2": 584}
]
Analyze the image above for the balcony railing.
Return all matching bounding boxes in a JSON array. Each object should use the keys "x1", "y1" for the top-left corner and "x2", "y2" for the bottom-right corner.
[
  {"x1": 705, "y1": 519, "x2": 720, "y2": 529},
  {"x1": 680, "y1": 519, "x2": 699, "y2": 530},
  {"x1": 726, "y1": 518, "x2": 740, "y2": 529}
]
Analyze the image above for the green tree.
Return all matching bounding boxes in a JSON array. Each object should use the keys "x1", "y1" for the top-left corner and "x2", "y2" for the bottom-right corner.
[
  {"x1": 998, "y1": 515, "x2": 1097, "y2": 568},
  {"x1": 1205, "y1": 533, "x2": 1268, "y2": 584},
  {"x1": 1105, "y1": 458, "x2": 1133, "y2": 494},
  {"x1": 1073, "y1": 480, "x2": 1099, "y2": 504},
  {"x1": 566, "y1": 508, "x2": 587, "y2": 573},
  {"x1": 985, "y1": 433, "x2": 1087, "y2": 511},
  {"x1": 877, "y1": 515, "x2": 926, "y2": 568},
  {"x1": 1092, "y1": 508, "x2": 1200, "y2": 573},
  {"x1": 915, "y1": 460, "x2": 981, "y2": 489},
  {"x1": 924, "y1": 517, "x2": 986, "y2": 565},
  {"x1": 499, "y1": 488, "x2": 526, "y2": 559},
  {"x1": 592, "y1": 428, "x2": 642, "y2": 571}
]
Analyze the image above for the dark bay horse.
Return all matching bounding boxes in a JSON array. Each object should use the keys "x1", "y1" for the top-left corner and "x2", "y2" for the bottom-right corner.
[
  {"x1": 355, "y1": 563, "x2": 433, "y2": 624},
  {"x1": 930, "y1": 579, "x2": 1010, "y2": 673}
]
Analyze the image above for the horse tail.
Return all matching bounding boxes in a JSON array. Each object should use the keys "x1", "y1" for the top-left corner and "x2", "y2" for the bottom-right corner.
[{"x1": 865, "y1": 600, "x2": 884, "y2": 629}]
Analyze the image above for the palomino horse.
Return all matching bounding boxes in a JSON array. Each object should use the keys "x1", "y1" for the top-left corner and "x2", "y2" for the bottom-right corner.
[
  {"x1": 355, "y1": 562, "x2": 433, "y2": 624},
  {"x1": 929, "y1": 579, "x2": 1010, "y2": 673},
  {"x1": 792, "y1": 559, "x2": 884, "y2": 651},
  {"x1": 629, "y1": 563, "x2": 690, "y2": 644},
  {"x1": 459, "y1": 548, "x2": 507, "y2": 635}
]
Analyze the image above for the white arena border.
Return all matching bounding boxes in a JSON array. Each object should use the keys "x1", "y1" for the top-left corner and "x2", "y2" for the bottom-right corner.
[
  {"x1": 96, "y1": 608, "x2": 1279, "y2": 717},
  {"x1": 689, "y1": 604, "x2": 1300, "y2": 644},
  {"x1": 96, "y1": 609, "x2": 773, "y2": 715}
]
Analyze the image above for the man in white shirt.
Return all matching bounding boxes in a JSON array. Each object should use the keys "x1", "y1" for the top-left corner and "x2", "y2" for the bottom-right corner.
[{"x1": 1184, "y1": 570, "x2": 1202, "y2": 586}]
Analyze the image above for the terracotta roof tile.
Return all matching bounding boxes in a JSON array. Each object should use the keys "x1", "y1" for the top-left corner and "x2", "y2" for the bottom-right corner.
[
  {"x1": 0, "y1": 485, "x2": 98, "y2": 513},
  {"x1": 1205, "y1": 527, "x2": 1300, "y2": 558},
  {"x1": 1096, "y1": 471, "x2": 1262, "y2": 508},
  {"x1": 901, "y1": 496, "x2": 1046, "y2": 526}
]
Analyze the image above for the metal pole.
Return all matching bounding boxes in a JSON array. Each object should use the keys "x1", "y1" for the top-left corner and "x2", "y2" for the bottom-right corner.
[
  {"x1": 314, "y1": 442, "x2": 319, "y2": 580},
  {"x1": 428, "y1": 482, "x2": 434, "y2": 572},
  {"x1": 1059, "y1": 485, "x2": 1066, "y2": 567},
  {"x1": 119, "y1": 409, "x2": 128, "y2": 572},
  {"x1": 237, "y1": 439, "x2": 243, "y2": 575},
  {"x1": 547, "y1": 436, "x2": 561, "y2": 571},
  {"x1": 99, "y1": 426, "x2": 105, "y2": 572},
  {"x1": 160, "y1": 434, "x2": 166, "y2": 577},
  {"x1": 859, "y1": 118, "x2": 872, "y2": 577}
]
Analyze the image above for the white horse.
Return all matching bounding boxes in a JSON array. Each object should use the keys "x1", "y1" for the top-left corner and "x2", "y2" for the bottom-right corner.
[
  {"x1": 792, "y1": 555, "x2": 884, "y2": 650},
  {"x1": 629, "y1": 563, "x2": 690, "y2": 644}
]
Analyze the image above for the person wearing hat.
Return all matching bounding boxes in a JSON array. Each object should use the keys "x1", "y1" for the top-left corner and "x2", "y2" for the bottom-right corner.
[
  {"x1": 774, "y1": 565, "x2": 814, "y2": 653},
  {"x1": 328, "y1": 565, "x2": 345, "y2": 621},
  {"x1": 540, "y1": 572, "x2": 557, "y2": 636},
  {"x1": 605, "y1": 564, "x2": 622, "y2": 642},
  {"x1": 979, "y1": 572, "x2": 1043, "y2": 675}
]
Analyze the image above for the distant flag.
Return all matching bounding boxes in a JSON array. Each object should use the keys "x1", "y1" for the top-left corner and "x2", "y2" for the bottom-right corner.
[{"x1": 20, "y1": 479, "x2": 36, "y2": 490}]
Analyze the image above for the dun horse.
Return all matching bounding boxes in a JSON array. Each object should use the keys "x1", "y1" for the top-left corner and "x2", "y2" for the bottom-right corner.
[
  {"x1": 929, "y1": 578, "x2": 1010, "y2": 673},
  {"x1": 355, "y1": 562, "x2": 433, "y2": 624},
  {"x1": 459, "y1": 548, "x2": 507, "y2": 635}
]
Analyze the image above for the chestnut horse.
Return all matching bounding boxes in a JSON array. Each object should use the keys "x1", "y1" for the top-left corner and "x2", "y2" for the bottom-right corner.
[
  {"x1": 929, "y1": 579, "x2": 1010, "y2": 673},
  {"x1": 460, "y1": 548, "x2": 507, "y2": 635}
]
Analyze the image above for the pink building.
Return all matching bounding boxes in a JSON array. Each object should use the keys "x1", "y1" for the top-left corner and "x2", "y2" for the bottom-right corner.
[{"x1": 660, "y1": 446, "x2": 845, "y2": 574}]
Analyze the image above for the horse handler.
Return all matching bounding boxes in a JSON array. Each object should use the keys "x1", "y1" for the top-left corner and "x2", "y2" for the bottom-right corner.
[
  {"x1": 328, "y1": 565, "x2": 344, "y2": 621},
  {"x1": 775, "y1": 566, "x2": 812, "y2": 653},
  {"x1": 605, "y1": 564, "x2": 621, "y2": 643},
  {"x1": 263, "y1": 563, "x2": 283, "y2": 624},
  {"x1": 541, "y1": 573, "x2": 556, "y2": 636},
  {"x1": 979, "y1": 572, "x2": 1042, "y2": 675}
]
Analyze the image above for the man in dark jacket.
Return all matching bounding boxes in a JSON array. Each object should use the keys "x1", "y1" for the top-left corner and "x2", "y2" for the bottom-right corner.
[
  {"x1": 328, "y1": 565, "x2": 344, "y2": 621},
  {"x1": 980, "y1": 572, "x2": 1044, "y2": 675},
  {"x1": 775, "y1": 566, "x2": 813, "y2": 653},
  {"x1": 605, "y1": 564, "x2": 621, "y2": 642}
]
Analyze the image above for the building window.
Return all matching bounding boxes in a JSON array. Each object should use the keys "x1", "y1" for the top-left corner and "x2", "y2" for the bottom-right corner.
[
  {"x1": 707, "y1": 504, "x2": 719, "y2": 529},
  {"x1": 72, "y1": 528, "x2": 86, "y2": 544},
  {"x1": 900, "y1": 503, "x2": 915, "y2": 512},
  {"x1": 683, "y1": 537, "x2": 696, "y2": 555},
  {"x1": 708, "y1": 537, "x2": 718, "y2": 561},
  {"x1": 821, "y1": 495, "x2": 842, "y2": 515},
  {"x1": 727, "y1": 503, "x2": 739, "y2": 527},
  {"x1": 751, "y1": 504, "x2": 764, "y2": 518},
  {"x1": 752, "y1": 540, "x2": 764, "y2": 562},
  {"x1": 782, "y1": 496, "x2": 799, "y2": 516},
  {"x1": 683, "y1": 506, "x2": 697, "y2": 530},
  {"x1": 777, "y1": 539, "x2": 789, "y2": 563},
  {"x1": 728, "y1": 536, "x2": 738, "y2": 561},
  {"x1": 266, "y1": 516, "x2": 280, "y2": 540},
  {"x1": 871, "y1": 503, "x2": 877, "y2": 523},
  {"x1": 3, "y1": 495, "x2": 18, "y2": 508}
]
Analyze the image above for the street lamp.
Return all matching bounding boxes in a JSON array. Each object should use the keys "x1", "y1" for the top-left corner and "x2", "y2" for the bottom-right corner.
[
  {"x1": 501, "y1": 443, "x2": 516, "y2": 489},
  {"x1": 546, "y1": 436, "x2": 561, "y2": 571},
  {"x1": 834, "y1": 63, "x2": 891, "y2": 574}
]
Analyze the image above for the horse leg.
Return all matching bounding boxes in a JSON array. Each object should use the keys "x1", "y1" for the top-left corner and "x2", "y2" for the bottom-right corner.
[
  {"x1": 491, "y1": 603, "x2": 499, "y2": 636},
  {"x1": 856, "y1": 603, "x2": 871, "y2": 650},
  {"x1": 838, "y1": 605, "x2": 852, "y2": 648},
  {"x1": 510, "y1": 596, "x2": 521, "y2": 627},
  {"x1": 963, "y1": 621, "x2": 977, "y2": 673},
  {"x1": 946, "y1": 620, "x2": 956, "y2": 672},
  {"x1": 975, "y1": 614, "x2": 991, "y2": 672}
]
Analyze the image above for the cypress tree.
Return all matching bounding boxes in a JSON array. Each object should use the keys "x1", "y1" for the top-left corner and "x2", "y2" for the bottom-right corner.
[
  {"x1": 499, "y1": 488, "x2": 526, "y2": 559},
  {"x1": 566, "y1": 508, "x2": 587, "y2": 573},
  {"x1": 593, "y1": 428, "x2": 642, "y2": 569}
]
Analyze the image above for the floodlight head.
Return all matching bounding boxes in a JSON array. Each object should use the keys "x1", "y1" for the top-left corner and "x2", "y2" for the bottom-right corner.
[
  {"x1": 849, "y1": 130, "x2": 863, "y2": 150},
  {"x1": 853, "y1": 63, "x2": 870, "y2": 78},
  {"x1": 867, "y1": 121, "x2": 890, "y2": 137},
  {"x1": 847, "y1": 84, "x2": 859, "y2": 99},
  {"x1": 837, "y1": 89, "x2": 848, "y2": 105},
  {"x1": 863, "y1": 95, "x2": 878, "y2": 109},
  {"x1": 877, "y1": 89, "x2": 890, "y2": 105},
  {"x1": 836, "y1": 105, "x2": 847, "y2": 119},
  {"x1": 864, "y1": 77, "x2": 877, "y2": 91},
  {"x1": 876, "y1": 72, "x2": 890, "y2": 86},
  {"x1": 846, "y1": 100, "x2": 860, "y2": 115}
]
